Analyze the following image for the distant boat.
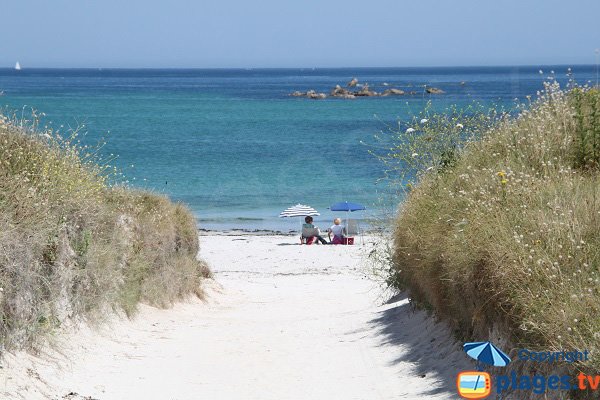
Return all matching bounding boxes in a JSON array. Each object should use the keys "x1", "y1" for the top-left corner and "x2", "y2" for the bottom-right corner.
[{"x1": 15, "y1": 61, "x2": 21, "y2": 70}]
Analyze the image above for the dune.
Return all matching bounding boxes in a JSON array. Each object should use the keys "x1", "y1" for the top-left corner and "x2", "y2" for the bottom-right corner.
[{"x1": 1, "y1": 233, "x2": 473, "y2": 399}]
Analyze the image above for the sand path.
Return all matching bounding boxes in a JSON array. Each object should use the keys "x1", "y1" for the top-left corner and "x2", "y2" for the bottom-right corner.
[{"x1": 2, "y1": 234, "x2": 472, "y2": 399}]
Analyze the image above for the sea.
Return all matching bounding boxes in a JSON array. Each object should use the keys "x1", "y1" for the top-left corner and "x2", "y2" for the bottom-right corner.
[{"x1": 0, "y1": 66, "x2": 597, "y2": 231}]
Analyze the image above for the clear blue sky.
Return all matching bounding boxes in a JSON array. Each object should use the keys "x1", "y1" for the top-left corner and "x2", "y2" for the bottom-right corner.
[{"x1": 3, "y1": 0, "x2": 600, "y2": 68}]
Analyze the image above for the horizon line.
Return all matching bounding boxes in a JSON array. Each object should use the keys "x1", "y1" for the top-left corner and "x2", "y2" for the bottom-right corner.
[{"x1": 1, "y1": 63, "x2": 597, "y2": 71}]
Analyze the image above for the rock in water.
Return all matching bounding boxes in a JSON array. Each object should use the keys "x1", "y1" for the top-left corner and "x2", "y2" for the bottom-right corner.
[
  {"x1": 354, "y1": 84, "x2": 378, "y2": 97},
  {"x1": 347, "y1": 77, "x2": 359, "y2": 87},
  {"x1": 289, "y1": 90, "x2": 327, "y2": 99},
  {"x1": 426, "y1": 87, "x2": 445, "y2": 94},
  {"x1": 306, "y1": 90, "x2": 327, "y2": 99},
  {"x1": 330, "y1": 85, "x2": 353, "y2": 97},
  {"x1": 381, "y1": 88, "x2": 405, "y2": 96}
]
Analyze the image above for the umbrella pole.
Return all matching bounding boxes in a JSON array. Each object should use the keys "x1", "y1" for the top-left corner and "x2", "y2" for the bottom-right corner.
[
  {"x1": 346, "y1": 210, "x2": 349, "y2": 243},
  {"x1": 359, "y1": 213, "x2": 364, "y2": 246}
]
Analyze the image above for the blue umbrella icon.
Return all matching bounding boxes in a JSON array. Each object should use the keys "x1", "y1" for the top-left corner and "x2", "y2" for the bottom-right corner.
[{"x1": 463, "y1": 341, "x2": 511, "y2": 367}]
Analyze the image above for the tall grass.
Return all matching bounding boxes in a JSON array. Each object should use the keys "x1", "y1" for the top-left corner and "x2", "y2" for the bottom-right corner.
[
  {"x1": 0, "y1": 113, "x2": 209, "y2": 351},
  {"x1": 380, "y1": 81, "x2": 600, "y2": 374},
  {"x1": 572, "y1": 88, "x2": 600, "y2": 169}
]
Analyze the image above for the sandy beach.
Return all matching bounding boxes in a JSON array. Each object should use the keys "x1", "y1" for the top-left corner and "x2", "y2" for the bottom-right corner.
[{"x1": 1, "y1": 233, "x2": 473, "y2": 399}]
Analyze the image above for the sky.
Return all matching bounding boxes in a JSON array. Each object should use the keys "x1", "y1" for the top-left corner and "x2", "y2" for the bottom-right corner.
[{"x1": 2, "y1": 0, "x2": 600, "y2": 68}]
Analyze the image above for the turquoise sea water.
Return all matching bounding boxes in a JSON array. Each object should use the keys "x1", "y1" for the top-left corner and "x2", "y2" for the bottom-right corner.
[{"x1": 0, "y1": 66, "x2": 596, "y2": 230}]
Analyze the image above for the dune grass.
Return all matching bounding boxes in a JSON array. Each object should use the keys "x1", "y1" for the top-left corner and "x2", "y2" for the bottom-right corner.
[
  {"x1": 0, "y1": 113, "x2": 209, "y2": 351},
  {"x1": 383, "y1": 82, "x2": 600, "y2": 373}
]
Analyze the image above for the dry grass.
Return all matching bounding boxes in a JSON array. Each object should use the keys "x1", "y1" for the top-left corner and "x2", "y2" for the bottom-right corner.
[
  {"x1": 387, "y1": 83, "x2": 600, "y2": 373},
  {"x1": 0, "y1": 114, "x2": 209, "y2": 351}
]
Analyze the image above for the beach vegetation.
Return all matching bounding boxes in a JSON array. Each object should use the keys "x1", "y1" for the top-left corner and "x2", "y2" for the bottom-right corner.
[
  {"x1": 0, "y1": 111, "x2": 210, "y2": 351},
  {"x1": 379, "y1": 80, "x2": 600, "y2": 377}
]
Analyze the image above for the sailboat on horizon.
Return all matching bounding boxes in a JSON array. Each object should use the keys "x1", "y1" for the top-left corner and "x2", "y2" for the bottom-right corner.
[{"x1": 14, "y1": 61, "x2": 21, "y2": 71}]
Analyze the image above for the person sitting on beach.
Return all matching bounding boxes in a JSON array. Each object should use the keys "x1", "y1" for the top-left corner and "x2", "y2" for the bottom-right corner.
[
  {"x1": 328, "y1": 218, "x2": 346, "y2": 245},
  {"x1": 302, "y1": 216, "x2": 328, "y2": 245}
]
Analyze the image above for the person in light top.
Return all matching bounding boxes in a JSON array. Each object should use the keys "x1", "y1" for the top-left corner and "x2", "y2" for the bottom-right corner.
[
  {"x1": 328, "y1": 218, "x2": 346, "y2": 245},
  {"x1": 302, "y1": 216, "x2": 328, "y2": 245}
]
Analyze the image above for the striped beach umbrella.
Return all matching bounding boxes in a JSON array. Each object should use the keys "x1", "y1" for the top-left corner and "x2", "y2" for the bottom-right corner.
[
  {"x1": 279, "y1": 204, "x2": 320, "y2": 218},
  {"x1": 463, "y1": 342, "x2": 511, "y2": 367}
]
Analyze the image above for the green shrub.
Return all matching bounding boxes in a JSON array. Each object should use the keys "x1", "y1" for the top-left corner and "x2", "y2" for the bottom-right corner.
[{"x1": 572, "y1": 88, "x2": 600, "y2": 169}]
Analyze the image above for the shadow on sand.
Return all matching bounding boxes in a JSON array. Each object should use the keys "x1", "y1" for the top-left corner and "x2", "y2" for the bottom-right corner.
[{"x1": 367, "y1": 292, "x2": 476, "y2": 398}]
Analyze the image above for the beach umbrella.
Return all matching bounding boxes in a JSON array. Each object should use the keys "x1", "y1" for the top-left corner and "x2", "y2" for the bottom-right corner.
[
  {"x1": 329, "y1": 201, "x2": 366, "y2": 244},
  {"x1": 279, "y1": 204, "x2": 320, "y2": 234},
  {"x1": 329, "y1": 201, "x2": 366, "y2": 212},
  {"x1": 463, "y1": 342, "x2": 511, "y2": 367},
  {"x1": 279, "y1": 204, "x2": 320, "y2": 218}
]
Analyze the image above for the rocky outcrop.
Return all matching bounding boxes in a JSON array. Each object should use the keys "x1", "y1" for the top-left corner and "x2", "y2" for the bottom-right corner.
[
  {"x1": 290, "y1": 80, "x2": 445, "y2": 100},
  {"x1": 307, "y1": 90, "x2": 327, "y2": 99},
  {"x1": 426, "y1": 87, "x2": 445, "y2": 94},
  {"x1": 290, "y1": 90, "x2": 327, "y2": 99},
  {"x1": 355, "y1": 84, "x2": 378, "y2": 97},
  {"x1": 330, "y1": 85, "x2": 356, "y2": 99},
  {"x1": 381, "y1": 88, "x2": 405, "y2": 96},
  {"x1": 330, "y1": 85, "x2": 349, "y2": 96}
]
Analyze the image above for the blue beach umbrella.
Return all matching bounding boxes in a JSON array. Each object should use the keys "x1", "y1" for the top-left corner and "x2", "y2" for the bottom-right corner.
[
  {"x1": 329, "y1": 201, "x2": 366, "y2": 212},
  {"x1": 329, "y1": 201, "x2": 366, "y2": 244},
  {"x1": 463, "y1": 342, "x2": 511, "y2": 367}
]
